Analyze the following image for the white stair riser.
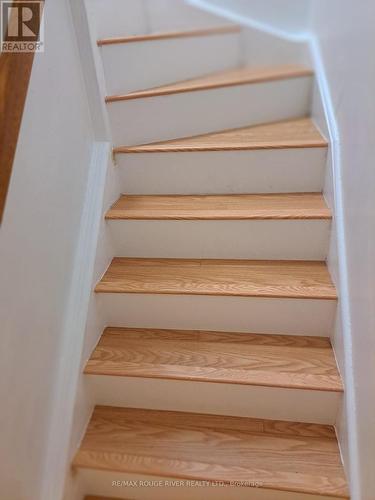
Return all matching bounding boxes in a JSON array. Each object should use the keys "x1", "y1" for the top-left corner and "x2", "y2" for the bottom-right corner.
[
  {"x1": 78, "y1": 469, "x2": 344, "y2": 500},
  {"x1": 100, "y1": 33, "x2": 241, "y2": 96},
  {"x1": 108, "y1": 77, "x2": 312, "y2": 145},
  {"x1": 91, "y1": 0, "x2": 227, "y2": 40},
  {"x1": 87, "y1": 375, "x2": 341, "y2": 424},
  {"x1": 117, "y1": 148, "x2": 327, "y2": 194},
  {"x1": 107, "y1": 219, "x2": 330, "y2": 260},
  {"x1": 90, "y1": 0, "x2": 147, "y2": 40},
  {"x1": 97, "y1": 294, "x2": 336, "y2": 336},
  {"x1": 147, "y1": 0, "x2": 229, "y2": 33}
]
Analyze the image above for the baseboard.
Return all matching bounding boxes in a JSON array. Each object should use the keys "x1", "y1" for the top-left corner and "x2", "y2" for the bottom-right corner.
[
  {"x1": 309, "y1": 36, "x2": 359, "y2": 499},
  {"x1": 40, "y1": 141, "x2": 111, "y2": 500}
]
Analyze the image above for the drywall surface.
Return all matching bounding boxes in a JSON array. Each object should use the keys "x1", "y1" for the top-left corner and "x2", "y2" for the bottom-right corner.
[
  {"x1": 310, "y1": 2, "x2": 375, "y2": 499},
  {"x1": 188, "y1": 0, "x2": 311, "y2": 39},
  {"x1": 0, "y1": 1, "x2": 96, "y2": 499},
  {"x1": 89, "y1": 0, "x2": 226, "y2": 39}
]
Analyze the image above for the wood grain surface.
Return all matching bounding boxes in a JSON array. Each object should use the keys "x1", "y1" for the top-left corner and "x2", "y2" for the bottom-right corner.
[
  {"x1": 106, "y1": 193, "x2": 331, "y2": 220},
  {"x1": 98, "y1": 25, "x2": 240, "y2": 46},
  {"x1": 106, "y1": 64, "x2": 313, "y2": 102},
  {"x1": 85, "y1": 327, "x2": 343, "y2": 392},
  {"x1": 0, "y1": 1, "x2": 44, "y2": 222},
  {"x1": 114, "y1": 118, "x2": 328, "y2": 154},
  {"x1": 95, "y1": 258, "x2": 337, "y2": 300},
  {"x1": 85, "y1": 497, "x2": 131, "y2": 500},
  {"x1": 73, "y1": 406, "x2": 349, "y2": 498}
]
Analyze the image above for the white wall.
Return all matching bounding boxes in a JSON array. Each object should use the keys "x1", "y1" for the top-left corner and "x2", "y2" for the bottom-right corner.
[
  {"x1": 0, "y1": 1, "x2": 106, "y2": 499},
  {"x1": 310, "y1": 2, "x2": 375, "y2": 499},
  {"x1": 188, "y1": 0, "x2": 311, "y2": 38},
  {"x1": 89, "y1": 0, "x2": 227, "y2": 39}
]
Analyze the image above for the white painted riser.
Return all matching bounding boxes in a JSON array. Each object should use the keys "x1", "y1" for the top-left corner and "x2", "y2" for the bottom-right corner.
[
  {"x1": 78, "y1": 469, "x2": 345, "y2": 500},
  {"x1": 90, "y1": 0, "x2": 148, "y2": 40},
  {"x1": 91, "y1": 0, "x2": 228, "y2": 40},
  {"x1": 97, "y1": 294, "x2": 336, "y2": 336},
  {"x1": 118, "y1": 148, "x2": 327, "y2": 195},
  {"x1": 107, "y1": 219, "x2": 330, "y2": 260},
  {"x1": 146, "y1": 0, "x2": 229, "y2": 32},
  {"x1": 100, "y1": 33, "x2": 241, "y2": 96},
  {"x1": 108, "y1": 77, "x2": 312, "y2": 145},
  {"x1": 87, "y1": 375, "x2": 341, "y2": 424}
]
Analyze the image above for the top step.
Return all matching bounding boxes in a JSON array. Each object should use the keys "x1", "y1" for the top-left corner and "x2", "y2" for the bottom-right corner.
[
  {"x1": 98, "y1": 24, "x2": 241, "y2": 97},
  {"x1": 97, "y1": 25, "x2": 240, "y2": 46}
]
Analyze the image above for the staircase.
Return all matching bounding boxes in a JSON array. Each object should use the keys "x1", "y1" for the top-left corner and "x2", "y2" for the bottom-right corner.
[{"x1": 73, "y1": 2, "x2": 349, "y2": 499}]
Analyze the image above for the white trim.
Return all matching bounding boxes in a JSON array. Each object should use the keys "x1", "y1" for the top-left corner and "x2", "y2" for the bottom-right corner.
[
  {"x1": 308, "y1": 37, "x2": 360, "y2": 499},
  {"x1": 68, "y1": 0, "x2": 110, "y2": 141},
  {"x1": 40, "y1": 142, "x2": 110, "y2": 500}
]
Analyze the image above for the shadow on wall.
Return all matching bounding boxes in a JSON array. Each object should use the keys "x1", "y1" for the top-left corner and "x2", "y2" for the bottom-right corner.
[{"x1": 187, "y1": 0, "x2": 312, "y2": 39}]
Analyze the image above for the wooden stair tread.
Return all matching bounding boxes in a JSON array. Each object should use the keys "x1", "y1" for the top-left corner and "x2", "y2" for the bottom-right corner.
[
  {"x1": 114, "y1": 118, "x2": 328, "y2": 154},
  {"x1": 97, "y1": 25, "x2": 240, "y2": 46},
  {"x1": 95, "y1": 258, "x2": 337, "y2": 299},
  {"x1": 85, "y1": 327, "x2": 343, "y2": 392},
  {"x1": 85, "y1": 497, "x2": 130, "y2": 500},
  {"x1": 106, "y1": 193, "x2": 331, "y2": 220},
  {"x1": 73, "y1": 406, "x2": 349, "y2": 498},
  {"x1": 106, "y1": 64, "x2": 313, "y2": 102}
]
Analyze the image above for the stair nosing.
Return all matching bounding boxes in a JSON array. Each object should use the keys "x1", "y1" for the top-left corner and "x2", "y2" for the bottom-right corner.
[
  {"x1": 84, "y1": 327, "x2": 343, "y2": 393},
  {"x1": 85, "y1": 369, "x2": 343, "y2": 392},
  {"x1": 97, "y1": 25, "x2": 240, "y2": 46},
  {"x1": 113, "y1": 118, "x2": 328, "y2": 155},
  {"x1": 94, "y1": 288, "x2": 338, "y2": 300},
  {"x1": 114, "y1": 140, "x2": 327, "y2": 154},
  {"x1": 94, "y1": 258, "x2": 338, "y2": 300},
  {"x1": 105, "y1": 193, "x2": 332, "y2": 221},
  {"x1": 105, "y1": 65, "x2": 313, "y2": 103}
]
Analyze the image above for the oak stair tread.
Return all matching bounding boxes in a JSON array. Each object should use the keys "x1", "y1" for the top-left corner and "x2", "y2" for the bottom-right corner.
[
  {"x1": 73, "y1": 406, "x2": 349, "y2": 498},
  {"x1": 95, "y1": 258, "x2": 337, "y2": 299},
  {"x1": 85, "y1": 327, "x2": 343, "y2": 392},
  {"x1": 85, "y1": 497, "x2": 132, "y2": 500},
  {"x1": 113, "y1": 117, "x2": 328, "y2": 154},
  {"x1": 106, "y1": 193, "x2": 331, "y2": 220},
  {"x1": 97, "y1": 25, "x2": 240, "y2": 46},
  {"x1": 85, "y1": 497, "x2": 130, "y2": 500},
  {"x1": 106, "y1": 64, "x2": 313, "y2": 102}
]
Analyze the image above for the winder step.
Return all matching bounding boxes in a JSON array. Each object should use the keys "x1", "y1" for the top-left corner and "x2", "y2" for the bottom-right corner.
[
  {"x1": 113, "y1": 117, "x2": 327, "y2": 154},
  {"x1": 106, "y1": 64, "x2": 312, "y2": 102}
]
